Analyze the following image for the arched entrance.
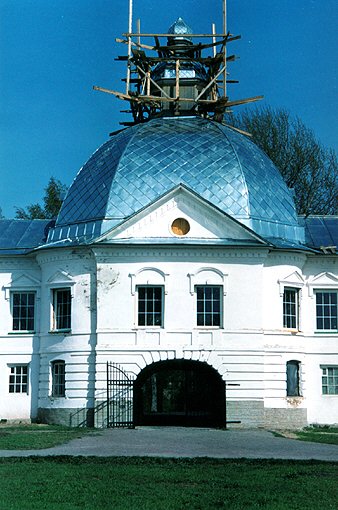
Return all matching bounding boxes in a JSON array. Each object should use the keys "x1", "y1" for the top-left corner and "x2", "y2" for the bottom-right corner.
[{"x1": 134, "y1": 360, "x2": 225, "y2": 427}]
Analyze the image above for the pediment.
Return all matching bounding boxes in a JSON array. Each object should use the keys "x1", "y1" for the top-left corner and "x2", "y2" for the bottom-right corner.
[
  {"x1": 279, "y1": 271, "x2": 305, "y2": 286},
  {"x1": 47, "y1": 270, "x2": 73, "y2": 285},
  {"x1": 2, "y1": 273, "x2": 41, "y2": 299},
  {"x1": 6, "y1": 273, "x2": 41, "y2": 288},
  {"x1": 307, "y1": 272, "x2": 338, "y2": 296},
  {"x1": 308, "y1": 272, "x2": 338, "y2": 286},
  {"x1": 97, "y1": 186, "x2": 267, "y2": 245},
  {"x1": 278, "y1": 271, "x2": 305, "y2": 296}
]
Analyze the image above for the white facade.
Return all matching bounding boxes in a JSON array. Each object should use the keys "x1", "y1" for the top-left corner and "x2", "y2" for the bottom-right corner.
[{"x1": 1, "y1": 188, "x2": 337, "y2": 428}]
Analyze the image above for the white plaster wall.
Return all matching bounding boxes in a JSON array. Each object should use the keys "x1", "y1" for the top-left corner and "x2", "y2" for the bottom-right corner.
[
  {"x1": 94, "y1": 246, "x2": 268, "y2": 336},
  {"x1": 262, "y1": 252, "x2": 307, "y2": 332},
  {"x1": 35, "y1": 248, "x2": 97, "y2": 412},
  {"x1": 92, "y1": 245, "x2": 338, "y2": 424},
  {"x1": 1, "y1": 245, "x2": 337, "y2": 426},
  {"x1": 0, "y1": 256, "x2": 41, "y2": 420}
]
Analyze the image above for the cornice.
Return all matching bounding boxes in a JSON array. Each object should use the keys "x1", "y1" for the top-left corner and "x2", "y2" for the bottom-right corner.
[
  {"x1": 93, "y1": 246, "x2": 270, "y2": 261},
  {"x1": 267, "y1": 252, "x2": 307, "y2": 264},
  {"x1": 0, "y1": 258, "x2": 39, "y2": 269},
  {"x1": 36, "y1": 249, "x2": 93, "y2": 265},
  {"x1": 306, "y1": 255, "x2": 337, "y2": 265}
]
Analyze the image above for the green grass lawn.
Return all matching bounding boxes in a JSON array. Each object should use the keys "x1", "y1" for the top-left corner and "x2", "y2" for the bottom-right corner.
[
  {"x1": 295, "y1": 426, "x2": 338, "y2": 445},
  {"x1": 0, "y1": 424, "x2": 93, "y2": 450},
  {"x1": 0, "y1": 457, "x2": 336, "y2": 510}
]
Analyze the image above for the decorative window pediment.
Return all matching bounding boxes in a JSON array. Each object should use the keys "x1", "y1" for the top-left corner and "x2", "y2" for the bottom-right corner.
[
  {"x1": 278, "y1": 271, "x2": 305, "y2": 297},
  {"x1": 188, "y1": 267, "x2": 228, "y2": 295},
  {"x1": 129, "y1": 267, "x2": 169, "y2": 295},
  {"x1": 3, "y1": 274, "x2": 41, "y2": 300},
  {"x1": 47, "y1": 270, "x2": 74, "y2": 287},
  {"x1": 307, "y1": 272, "x2": 338, "y2": 297}
]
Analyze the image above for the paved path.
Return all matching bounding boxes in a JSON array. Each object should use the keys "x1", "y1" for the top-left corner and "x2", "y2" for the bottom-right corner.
[{"x1": 0, "y1": 427, "x2": 338, "y2": 460}]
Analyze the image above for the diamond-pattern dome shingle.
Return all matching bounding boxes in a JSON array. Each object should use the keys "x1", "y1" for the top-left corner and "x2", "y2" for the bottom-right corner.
[{"x1": 55, "y1": 117, "x2": 302, "y2": 242}]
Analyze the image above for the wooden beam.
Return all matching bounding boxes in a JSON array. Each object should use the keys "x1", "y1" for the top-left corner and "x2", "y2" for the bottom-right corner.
[
  {"x1": 93, "y1": 87, "x2": 263, "y2": 110},
  {"x1": 116, "y1": 37, "x2": 154, "y2": 51},
  {"x1": 195, "y1": 66, "x2": 226, "y2": 101},
  {"x1": 223, "y1": 95, "x2": 264, "y2": 107},
  {"x1": 222, "y1": 124, "x2": 252, "y2": 137},
  {"x1": 135, "y1": 65, "x2": 171, "y2": 98},
  {"x1": 175, "y1": 59, "x2": 180, "y2": 99},
  {"x1": 93, "y1": 86, "x2": 135, "y2": 101},
  {"x1": 123, "y1": 33, "x2": 240, "y2": 39}
]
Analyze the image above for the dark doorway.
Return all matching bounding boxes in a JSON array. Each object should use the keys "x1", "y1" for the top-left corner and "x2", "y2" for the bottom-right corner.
[{"x1": 134, "y1": 360, "x2": 225, "y2": 427}]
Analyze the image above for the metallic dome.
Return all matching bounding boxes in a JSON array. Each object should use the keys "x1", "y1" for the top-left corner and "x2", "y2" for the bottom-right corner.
[
  {"x1": 49, "y1": 117, "x2": 303, "y2": 244},
  {"x1": 167, "y1": 17, "x2": 193, "y2": 42}
]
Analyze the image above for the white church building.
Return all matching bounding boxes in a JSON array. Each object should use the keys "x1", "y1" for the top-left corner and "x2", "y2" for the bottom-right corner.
[{"x1": 0, "y1": 15, "x2": 337, "y2": 429}]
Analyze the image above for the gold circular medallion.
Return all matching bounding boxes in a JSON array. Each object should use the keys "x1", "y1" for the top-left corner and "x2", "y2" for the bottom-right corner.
[{"x1": 171, "y1": 218, "x2": 190, "y2": 236}]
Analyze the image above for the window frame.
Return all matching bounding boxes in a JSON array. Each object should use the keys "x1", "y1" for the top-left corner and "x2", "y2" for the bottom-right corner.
[
  {"x1": 283, "y1": 287, "x2": 300, "y2": 330},
  {"x1": 11, "y1": 291, "x2": 36, "y2": 332},
  {"x1": 321, "y1": 366, "x2": 338, "y2": 395},
  {"x1": 51, "y1": 360, "x2": 66, "y2": 398},
  {"x1": 137, "y1": 285, "x2": 164, "y2": 328},
  {"x1": 51, "y1": 287, "x2": 72, "y2": 332},
  {"x1": 286, "y1": 360, "x2": 301, "y2": 397},
  {"x1": 315, "y1": 290, "x2": 338, "y2": 332},
  {"x1": 195, "y1": 285, "x2": 223, "y2": 328},
  {"x1": 8, "y1": 364, "x2": 29, "y2": 394}
]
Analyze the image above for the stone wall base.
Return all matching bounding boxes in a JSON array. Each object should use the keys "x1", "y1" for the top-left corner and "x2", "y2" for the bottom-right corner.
[
  {"x1": 37, "y1": 408, "x2": 95, "y2": 428},
  {"x1": 227, "y1": 400, "x2": 265, "y2": 428},
  {"x1": 264, "y1": 407, "x2": 307, "y2": 429},
  {"x1": 226, "y1": 401, "x2": 308, "y2": 429},
  {"x1": 38, "y1": 403, "x2": 308, "y2": 429}
]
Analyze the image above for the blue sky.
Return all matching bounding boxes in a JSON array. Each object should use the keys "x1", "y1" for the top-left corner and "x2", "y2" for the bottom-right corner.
[{"x1": 0, "y1": 0, "x2": 337, "y2": 218}]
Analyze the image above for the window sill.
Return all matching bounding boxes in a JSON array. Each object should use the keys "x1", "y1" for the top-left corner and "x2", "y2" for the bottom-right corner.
[
  {"x1": 135, "y1": 326, "x2": 163, "y2": 330},
  {"x1": 194, "y1": 326, "x2": 223, "y2": 330},
  {"x1": 314, "y1": 331, "x2": 338, "y2": 335},
  {"x1": 49, "y1": 329, "x2": 71, "y2": 335},
  {"x1": 8, "y1": 331, "x2": 36, "y2": 335}
]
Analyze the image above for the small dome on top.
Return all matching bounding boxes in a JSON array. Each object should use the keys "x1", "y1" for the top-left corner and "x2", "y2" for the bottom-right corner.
[{"x1": 167, "y1": 17, "x2": 193, "y2": 44}]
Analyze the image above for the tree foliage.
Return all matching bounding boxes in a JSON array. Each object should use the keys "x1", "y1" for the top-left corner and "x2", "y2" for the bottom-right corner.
[
  {"x1": 15, "y1": 177, "x2": 68, "y2": 219},
  {"x1": 230, "y1": 106, "x2": 338, "y2": 216}
]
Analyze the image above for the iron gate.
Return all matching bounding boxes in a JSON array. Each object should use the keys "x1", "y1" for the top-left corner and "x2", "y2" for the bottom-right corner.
[{"x1": 106, "y1": 362, "x2": 135, "y2": 428}]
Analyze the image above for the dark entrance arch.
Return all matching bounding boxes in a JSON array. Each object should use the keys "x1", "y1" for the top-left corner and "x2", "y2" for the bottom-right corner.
[{"x1": 134, "y1": 360, "x2": 225, "y2": 427}]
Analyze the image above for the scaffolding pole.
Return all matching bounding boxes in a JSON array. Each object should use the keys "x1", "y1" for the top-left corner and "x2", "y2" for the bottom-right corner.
[{"x1": 223, "y1": 0, "x2": 227, "y2": 97}]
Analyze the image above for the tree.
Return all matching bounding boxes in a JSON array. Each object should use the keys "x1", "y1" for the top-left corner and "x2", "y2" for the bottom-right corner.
[
  {"x1": 15, "y1": 177, "x2": 68, "y2": 219},
  {"x1": 230, "y1": 106, "x2": 338, "y2": 216},
  {"x1": 0, "y1": 207, "x2": 4, "y2": 219}
]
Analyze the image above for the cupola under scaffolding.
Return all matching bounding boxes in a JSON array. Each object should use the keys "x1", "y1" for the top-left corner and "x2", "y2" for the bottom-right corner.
[
  {"x1": 94, "y1": 8, "x2": 263, "y2": 126},
  {"x1": 150, "y1": 18, "x2": 210, "y2": 115}
]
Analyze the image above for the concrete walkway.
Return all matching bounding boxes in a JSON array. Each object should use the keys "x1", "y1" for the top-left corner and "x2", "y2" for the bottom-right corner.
[{"x1": 1, "y1": 427, "x2": 338, "y2": 461}]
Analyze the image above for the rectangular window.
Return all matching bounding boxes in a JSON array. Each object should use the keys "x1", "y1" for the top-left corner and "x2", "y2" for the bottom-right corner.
[
  {"x1": 322, "y1": 366, "x2": 338, "y2": 395},
  {"x1": 138, "y1": 286, "x2": 163, "y2": 327},
  {"x1": 196, "y1": 286, "x2": 222, "y2": 327},
  {"x1": 53, "y1": 288, "x2": 71, "y2": 330},
  {"x1": 316, "y1": 291, "x2": 338, "y2": 331},
  {"x1": 9, "y1": 365, "x2": 28, "y2": 393},
  {"x1": 286, "y1": 360, "x2": 301, "y2": 396},
  {"x1": 51, "y1": 360, "x2": 65, "y2": 397},
  {"x1": 12, "y1": 292, "x2": 35, "y2": 331},
  {"x1": 283, "y1": 288, "x2": 299, "y2": 329}
]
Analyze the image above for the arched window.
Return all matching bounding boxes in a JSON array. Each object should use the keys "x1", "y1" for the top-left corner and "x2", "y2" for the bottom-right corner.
[{"x1": 286, "y1": 360, "x2": 301, "y2": 397}]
